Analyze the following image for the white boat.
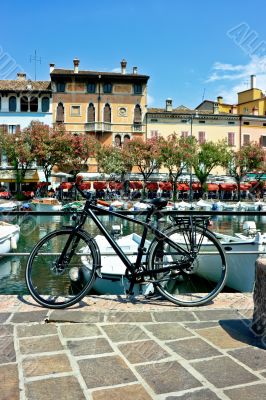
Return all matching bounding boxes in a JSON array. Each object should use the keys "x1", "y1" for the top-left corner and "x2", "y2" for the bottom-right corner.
[
  {"x1": 32, "y1": 198, "x2": 62, "y2": 211},
  {"x1": 0, "y1": 258, "x2": 20, "y2": 279},
  {"x1": 0, "y1": 222, "x2": 20, "y2": 255},
  {"x1": 81, "y1": 233, "x2": 154, "y2": 295},
  {"x1": 0, "y1": 201, "x2": 20, "y2": 212}
]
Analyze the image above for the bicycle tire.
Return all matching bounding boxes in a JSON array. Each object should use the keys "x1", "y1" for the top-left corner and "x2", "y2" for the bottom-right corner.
[
  {"x1": 25, "y1": 228, "x2": 98, "y2": 309},
  {"x1": 147, "y1": 224, "x2": 227, "y2": 306}
]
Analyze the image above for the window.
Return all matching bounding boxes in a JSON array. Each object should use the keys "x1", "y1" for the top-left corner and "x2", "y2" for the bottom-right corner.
[
  {"x1": 150, "y1": 118, "x2": 158, "y2": 122},
  {"x1": 57, "y1": 82, "x2": 65, "y2": 92},
  {"x1": 181, "y1": 131, "x2": 189, "y2": 138},
  {"x1": 243, "y1": 134, "x2": 250, "y2": 145},
  {"x1": 260, "y1": 136, "x2": 266, "y2": 147},
  {"x1": 9, "y1": 96, "x2": 17, "y2": 112},
  {"x1": 243, "y1": 121, "x2": 250, "y2": 125},
  {"x1": 103, "y1": 103, "x2": 111, "y2": 122},
  {"x1": 70, "y1": 105, "x2": 81, "y2": 116},
  {"x1": 56, "y1": 103, "x2": 64, "y2": 123},
  {"x1": 114, "y1": 134, "x2": 121, "y2": 147},
  {"x1": 151, "y1": 130, "x2": 158, "y2": 138},
  {"x1": 263, "y1": 123, "x2": 266, "y2": 127},
  {"x1": 87, "y1": 83, "x2": 96, "y2": 93},
  {"x1": 87, "y1": 103, "x2": 95, "y2": 122},
  {"x1": 42, "y1": 97, "x2": 50, "y2": 112},
  {"x1": 228, "y1": 121, "x2": 235, "y2": 125},
  {"x1": 8, "y1": 125, "x2": 17, "y2": 134},
  {"x1": 198, "y1": 131, "x2": 205, "y2": 144},
  {"x1": 133, "y1": 84, "x2": 142, "y2": 94},
  {"x1": 134, "y1": 104, "x2": 142, "y2": 123},
  {"x1": 199, "y1": 120, "x2": 205, "y2": 124},
  {"x1": 20, "y1": 96, "x2": 28, "y2": 112},
  {"x1": 103, "y1": 83, "x2": 112, "y2": 93},
  {"x1": 30, "y1": 97, "x2": 38, "y2": 112},
  {"x1": 124, "y1": 134, "x2": 130, "y2": 144},
  {"x1": 228, "y1": 132, "x2": 235, "y2": 146},
  {"x1": 181, "y1": 119, "x2": 187, "y2": 123}
]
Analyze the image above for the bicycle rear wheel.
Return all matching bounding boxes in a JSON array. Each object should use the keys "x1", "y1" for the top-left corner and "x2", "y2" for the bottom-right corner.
[
  {"x1": 26, "y1": 229, "x2": 98, "y2": 309},
  {"x1": 147, "y1": 224, "x2": 227, "y2": 306}
]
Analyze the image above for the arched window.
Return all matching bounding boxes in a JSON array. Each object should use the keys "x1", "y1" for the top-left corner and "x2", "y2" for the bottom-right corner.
[
  {"x1": 124, "y1": 134, "x2": 130, "y2": 144},
  {"x1": 87, "y1": 103, "x2": 95, "y2": 122},
  {"x1": 114, "y1": 134, "x2": 121, "y2": 147},
  {"x1": 134, "y1": 104, "x2": 142, "y2": 123},
  {"x1": 42, "y1": 97, "x2": 50, "y2": 112},
  {"x1": 30, "y1": 97, "x2": 38, "y2": 112},
  {"x1": 103, "y1": 103, "x2": 111, "y2": 123},
  {"x1": 9, "y1": 96, "x2": 17, "y2": 112},
  {"x1": 56, "y1": 103, "x2": 64, "y2": 123},
  {"x1": 20, "y1": 96, "x2": 28, "y2": 112}
]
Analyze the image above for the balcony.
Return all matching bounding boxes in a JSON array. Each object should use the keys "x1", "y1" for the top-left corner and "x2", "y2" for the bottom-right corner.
[
  {"x1": 132, "y1": 123, "x2": 144, "y2": 133},
  {"x1": 85, "y1": 122, "x2": 112, "y2": 133}
]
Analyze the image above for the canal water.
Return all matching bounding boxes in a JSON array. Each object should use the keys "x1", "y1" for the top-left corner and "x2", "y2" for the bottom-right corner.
[{"x1": 0, "y1": 212, "x2": 265, "y2": 294}]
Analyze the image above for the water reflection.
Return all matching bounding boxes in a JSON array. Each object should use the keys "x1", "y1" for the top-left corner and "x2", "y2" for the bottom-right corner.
[{"x1": 0, "y1": 212, "x2": 265, "y2": 294}]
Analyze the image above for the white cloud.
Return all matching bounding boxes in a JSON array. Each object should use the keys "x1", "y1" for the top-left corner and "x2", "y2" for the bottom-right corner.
[
  {"x1": 206, "y1": 56, "x2": 266, "y2": 103},
  {"x1": 111, "y1": 67, "x2": 121, "y2": 73},
  {"x1": 147, "y1": 94, "x2": 154, "y2": 106}
]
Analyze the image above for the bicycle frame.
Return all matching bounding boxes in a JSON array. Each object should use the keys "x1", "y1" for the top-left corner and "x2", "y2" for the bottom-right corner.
[{"x1": 68, "y1": 198, "x2": 191, "y2": 278}]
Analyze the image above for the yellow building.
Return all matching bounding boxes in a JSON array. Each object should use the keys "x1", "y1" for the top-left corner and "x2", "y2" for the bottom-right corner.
[
  {"x1": 147, "y1": 98, "x2": 266, "y2": 175},
  {"x1": 51, "y1": 59, "x2": 149, "y2": 151}
]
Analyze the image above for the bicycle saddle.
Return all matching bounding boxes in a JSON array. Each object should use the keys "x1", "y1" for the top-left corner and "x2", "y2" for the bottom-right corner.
[{"x1": 150, "y1": 198, "x2": 168, "y2": 210}]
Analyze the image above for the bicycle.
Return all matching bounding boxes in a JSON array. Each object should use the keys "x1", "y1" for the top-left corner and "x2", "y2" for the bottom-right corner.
[{"x1": 25, "y1": 183, "x2": 228, "y2": 309}]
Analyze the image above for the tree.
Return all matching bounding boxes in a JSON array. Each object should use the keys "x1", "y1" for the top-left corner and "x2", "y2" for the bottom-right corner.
[
  {"x1": 193, "y1": 140, "x2": 231, "y2": 197},
  {"x1": 69, "y1": 134, "x2": 100, "y2": 178},
  {"x1": 158, "y1": 134, "x2": 197, "y2": 201},
  {"x1": 32, "y1": 124, "x2": 74, "y2": 183},
  {"x1": 0, "y1": 124, "x2": 38, "y2": 195},
  {"x1": 227, "y1": 142, "x2": 265, "y2": 201},
  {"x1": 123, "y1": 137, "x2": 161, "y2": 198}
]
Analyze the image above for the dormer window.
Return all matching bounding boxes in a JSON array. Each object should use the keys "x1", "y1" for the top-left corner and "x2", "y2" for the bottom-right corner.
[
  {"x1": 57, "y1": 83, "x2": 66, "y2": 92},
  {"x1": 103, "y1": 83, "x2": 112, "y2": 94},
  {"x1": 87, "y1": 83, "x2": 96, "y2": 93}
]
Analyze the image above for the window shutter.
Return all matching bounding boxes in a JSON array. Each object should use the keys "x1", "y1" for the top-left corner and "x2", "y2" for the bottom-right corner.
[
  {"x1": 56, "y1": 103, "x2": 64, "y2": 123},
  {"x1": 15, "y1": 125, "x2": 21, "y2": 133},
  {"x1": 228, "y1": 132, "x2": 235, "y2": 146},
  {"x1": 87, "y1": 104, "x2": 95, "y2": 122},
  {"x1": 103, "y1": 104, "x2": 111, "y2": 123},
  {"x1": 243, "y1": 134, "x2": 250, "y2": 145},
  {"x1": 151, "y1": 130, "x2": 158, "y2": 138},
  {"x1": 198, "y1": 131, "x2": 205, "y2": 144},
  {"x1": 134, "y1": 105, "x2": 142, "y2": 123},
  {"x1": 181, "y1": 131, "x2": 188, "y2": 138}
]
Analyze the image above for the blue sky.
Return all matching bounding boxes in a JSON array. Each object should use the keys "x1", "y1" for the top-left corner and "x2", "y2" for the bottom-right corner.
[{"x1": 1, "y1": 0, "x2": 266, "y2": 108}]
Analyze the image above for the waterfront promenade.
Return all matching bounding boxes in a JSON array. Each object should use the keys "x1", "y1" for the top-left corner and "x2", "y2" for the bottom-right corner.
[{"x1": 1, "y1": 293, "x2": 265, "y2": 400}]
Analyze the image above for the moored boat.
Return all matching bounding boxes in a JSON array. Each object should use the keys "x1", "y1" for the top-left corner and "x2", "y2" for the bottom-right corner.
[
  {"x1": 32, "y1": 198, "x2": 62, "y2": 211},
  {"x1": 0, "y1": 222, "x2": 20, "y2": 255}
]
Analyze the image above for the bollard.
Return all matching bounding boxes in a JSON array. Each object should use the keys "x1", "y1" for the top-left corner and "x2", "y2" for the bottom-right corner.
[{"x1": 252, "y1": 257, "x2": 266, "y2": 336}]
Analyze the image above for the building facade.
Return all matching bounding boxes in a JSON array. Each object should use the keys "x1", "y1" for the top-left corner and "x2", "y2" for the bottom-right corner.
[{"x1": 50, "y1": 59, "x2": 149, "y2": 150}]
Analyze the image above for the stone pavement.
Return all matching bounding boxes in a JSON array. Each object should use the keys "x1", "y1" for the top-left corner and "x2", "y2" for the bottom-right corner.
[{"x1": 0, "y1": 293, "x2": 265, "y2": 400}]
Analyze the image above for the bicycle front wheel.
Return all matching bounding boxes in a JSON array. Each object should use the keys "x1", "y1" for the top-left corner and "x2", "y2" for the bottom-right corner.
[
  {"x1": 147, "y1": 224, "x2": 227, "y2": 306},
  {"x1": 26, "y1": 229, "x2": 98, "y2": 309}
]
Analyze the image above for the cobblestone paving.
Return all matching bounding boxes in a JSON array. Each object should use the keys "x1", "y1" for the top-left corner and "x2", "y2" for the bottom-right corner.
[{"x1": 0, "y1": 294, "x2": 265, "y2": 400}]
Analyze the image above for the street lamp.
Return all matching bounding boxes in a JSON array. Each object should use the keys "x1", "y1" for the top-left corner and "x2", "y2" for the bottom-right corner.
[{"x1": 189, "y1": 111, "x2": 199, "y2": 204}]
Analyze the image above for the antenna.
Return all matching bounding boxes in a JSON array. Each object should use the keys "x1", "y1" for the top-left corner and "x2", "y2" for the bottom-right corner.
[
  {"x1": 30, "y1": 50, "x2": 41, "y2": 81},
  {"x1": 202, "y1": 88, "x2": 206, "y2": 102}
]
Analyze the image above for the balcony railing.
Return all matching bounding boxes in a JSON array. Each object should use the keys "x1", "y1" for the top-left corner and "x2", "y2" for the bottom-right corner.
[
  {"x1": 86, "y1": 122, "x2": 112, "y2": 132},
  {"x1": 132, "y1": 123, "x2": 144, "y2": 133}
]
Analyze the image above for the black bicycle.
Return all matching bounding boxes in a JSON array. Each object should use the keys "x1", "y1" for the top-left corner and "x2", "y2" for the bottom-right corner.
[{"x1": 25, "y1": 183, "x2": 228, "y2": 309}]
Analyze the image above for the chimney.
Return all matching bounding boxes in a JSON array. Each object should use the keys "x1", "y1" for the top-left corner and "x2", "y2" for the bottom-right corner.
[
  {"x1": 217, "y1": 96, "x2": 223, "y2": 104},
  {"x1": 252, "y1": 106, "x2": 259, "y2": 116},
  {"x1": 49, "y1": 63, "x2": 55, "y2": 73},
  {"x1": 231, "y1": 104, "x2": 237, "y2": 114},
  {"x1": 121, "y1": 59, "x2": 127, "y2": 74},
  {"x1": 73, "y1": 58, "x2": 80, "y2": 74},
  {"x1": 213, "y1": 102, "x2": 219, "y2": 114},
  {"x1": 251, "y1": 74, "x2": 256, "y2": 89},
  {"x1": 166, "y1": 98, "x2": 173, "y2": 112},
  {"x1": 133, "y1": 66, "x2": 138, "y2": 74},
  {"x1": 17, "y1": 72, "x2": 26, "y2": 81}
]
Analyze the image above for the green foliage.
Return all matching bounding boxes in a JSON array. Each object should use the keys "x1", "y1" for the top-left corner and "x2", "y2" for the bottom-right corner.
[{"x1": 96, "y1": 145, "x2": 132, "y2": 176}]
